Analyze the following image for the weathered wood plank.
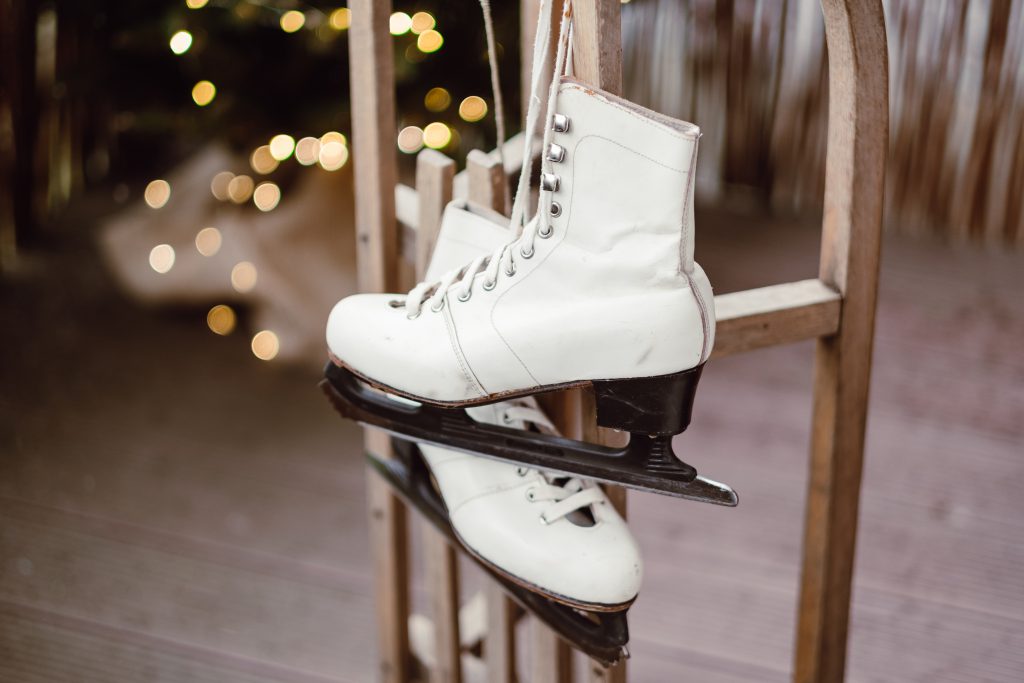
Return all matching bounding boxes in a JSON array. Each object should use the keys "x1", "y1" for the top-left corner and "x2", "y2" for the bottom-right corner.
[
  {"x1": 415, "y1": 150, "x2": 455, "y2": 278},
  {"x1": 484, "y1": 582, "x2": 516, "y2": 683},
  {"x1": 414, "y1": 149, "x2": 462, "y2": 683},
  {"x1": 795, "y1": 1, "x2": 889, "y2": 682},
  {"x1": 572, "y1": 3, "x2": 625, "y2": 680},
  {"x1": 347, "y1": 3, "x2": 410, "y2": 682},
  {"x1": 467, "y1": 150, "x2": 507, "y2": 215},
  {"x1": 712, "y1": 279, "x2": 841, "y2": 359},
  {"x1": 464, "y1": 149, "x2": 517, "y2": 683}
]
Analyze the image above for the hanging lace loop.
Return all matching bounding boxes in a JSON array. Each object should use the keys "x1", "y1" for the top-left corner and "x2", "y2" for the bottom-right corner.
[{"x1": 404, "y1": 0, "x2": 575, "y2": 318}]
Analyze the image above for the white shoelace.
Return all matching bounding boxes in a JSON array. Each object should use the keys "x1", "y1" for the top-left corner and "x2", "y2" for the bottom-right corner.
[
  {"x1": 405, "y1": 0, "x2": 574, "y2": 319},
  {"x1": 501, "y1": 402, "x2": 606, "y2": 525}
]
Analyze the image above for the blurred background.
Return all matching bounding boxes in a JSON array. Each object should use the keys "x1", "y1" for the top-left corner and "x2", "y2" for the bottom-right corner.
[{"x1": 1, "y1": 1, "x2": 1022, "y2": 681}]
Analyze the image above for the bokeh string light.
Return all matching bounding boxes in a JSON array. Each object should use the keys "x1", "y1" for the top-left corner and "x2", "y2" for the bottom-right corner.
[
  {"x1": 390, "y1": 11, "x2": 412, "y2": 36},
  {"x1": 191, "y1": 80, "x2": 216, "y2": 106},
  {"x1": 169, "y1": 30, "x2": 193, "y2": 55},
  {"x1": 329, "y1": 8, "x2": 351, "y2": 31},
  {"x1": 206, "y1": 305, "x2": 237, "y2": 335},
  {"x1": 231, "y1": 261, "x2": 258, "y2": 293},
  {"x1": 144, "y1": 179, "x2": 171, "y2": 208},
  {"x1": 253, "y1": 182, "x2": 281, "y2": 211},
  {"x1": 195, "y1": 227, "x2": 222, "y2": 256},
  {"x1": 149, "y1": 244, "x2": 175, "y2": 273},
  {"x1": 424, "y1": 87, "x2": 451, "y2": 112},
  {"x1": 459, "y1": 95, "x2": 488, "y2": 122},
  {"x1": 280, "y1": 10, "x2": 305, "y2": 33},
  {"x1": 227, "y1": 174, "x2": 255, "y2": 203},
  {"x1": 251, "y1": 330, "x2": 280, "y2": 361}
]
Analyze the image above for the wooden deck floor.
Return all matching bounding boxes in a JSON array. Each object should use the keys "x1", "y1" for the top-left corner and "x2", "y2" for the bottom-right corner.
[{"x1": 2, "y1": 208, "x2": 1022, "y2": 682}]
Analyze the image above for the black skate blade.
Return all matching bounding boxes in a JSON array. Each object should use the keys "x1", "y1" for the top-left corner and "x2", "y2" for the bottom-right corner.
[
  {"x1": 320, "y1": 363, "x2": 738, "y2": 507},
  {"x1": 368, "y1": 439, "x2": 631, "y2": 667}
]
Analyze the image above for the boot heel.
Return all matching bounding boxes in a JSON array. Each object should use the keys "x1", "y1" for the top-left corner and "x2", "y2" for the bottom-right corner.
[{"x1": 592, "y1": 364, "x2": 704, "y2": 435}]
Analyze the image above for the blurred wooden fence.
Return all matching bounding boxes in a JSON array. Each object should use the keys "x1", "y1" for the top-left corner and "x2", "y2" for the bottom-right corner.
[{"x1": 623, "y1": 0, "x2": 1024, "y2": 246}]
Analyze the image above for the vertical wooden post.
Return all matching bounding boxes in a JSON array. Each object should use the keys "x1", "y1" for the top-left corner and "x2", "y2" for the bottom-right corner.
[
  {"x1": 465, "y1": 150, "x2": 517, "y2": 683},
  {"x1": 795, "y1": 2, "x2": 888, "y2": 682},
  {"x1": 416, "y1": 150, "x2": 455, "y2": 277},
  {"x1": 415, "y1": 148, "x2": 463, "y2": 683},
  {"x1": 348, "y1": 3, "x2": 409, "y2": 683},
  {"x1": 569, "y1": 2, "x2": 626, "y2": 681},
  {"x1": 349, "y1": 0, "x2": 399, "y2": 293}
]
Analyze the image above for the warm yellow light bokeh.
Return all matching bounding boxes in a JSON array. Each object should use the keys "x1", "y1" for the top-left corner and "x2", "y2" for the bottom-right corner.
[
  {"x1": 389, "y1": 12, "x2": 412, "y2": 35},
  {"x1": 206, "y1": 304, "x2": 236, "y2": 335},
  {"x1": 192, "y1": 80, "x2": 216, "y2": 106},
  {"x1": 269, "y1": 134, "x2": 296, "y2": 161},
  {"x1": 250, "y1": 145, "x2": 279, "y2": 175},
  {"x1": 211, "y1": 171, "x2": 234, "y2": 200},
  {"x1": 295, "y1": 137, "x2": 321, "y2": 165},
  {"x1": 251, "y1": 330, "x2": 280, "y2": 360},
  {"x1": 424, "y1": 87, "x2": 451, "y2": 112},
  {"x1": 144, "y1": 179, "x2": 171, "y2": 208},
  {"x1": 417, "y1": 30, "x2": 444, "y2": 53},
  {"x1": 329, "y1": 8, "x2": 351, "y2": 30},
  {"x1": 231, "y1": 261, "x2": 258, "y2": 293},
  {"x1": 320, "y1": 131, "x2": 346, "y2": 146},
  {"x1": 186, "y1": 0, "x2": 208, "y2": 9},
  {"x1": 397, "y1": 126, "x2": 424, "y2": 154},
  {"x1": 459, "y1": 95, "x2": 488, "y2": 122},
  {"x1": 410, "y1": 11, "x2": 436, "y2": 34},
  {"x1": 423, "y1": 122, "x2": 452, "y2": 149},
  {"x1": 253, "y1": 182, "x2": 281, "y2": 211},
  {"x1": 195, "y1": 227, "x2": 222, "y2": 256},
  {"x1": 280, "y1": 10, "x2": 305, "y2": 33},
  {"x1": 318, "y1": 141, "x2": 349, "y2": 171},
  {"x1": 227, "y1": 175, "x2": 255, "y2": 203},
  {"x1": 169, "y1": 31, "x2": 193, "y2": 55},
  {"x1": 149, "y1": 244, "x2": 175, "y2": 273}
]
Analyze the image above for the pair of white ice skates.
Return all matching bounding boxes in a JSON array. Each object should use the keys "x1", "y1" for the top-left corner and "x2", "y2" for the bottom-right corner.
[{"x1": 322, "y1": 0, "x2": 735, "y2": 665}]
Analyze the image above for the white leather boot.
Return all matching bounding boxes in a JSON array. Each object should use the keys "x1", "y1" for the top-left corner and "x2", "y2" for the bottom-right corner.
[
  {"x1": 409, "y1": 201, "x2": 642, "y2": 611},
  {"x1": 327, "y1": 79, "x2": 714, "y2": 403}
]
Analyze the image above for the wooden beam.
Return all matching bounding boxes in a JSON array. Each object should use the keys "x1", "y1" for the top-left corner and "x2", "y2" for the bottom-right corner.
[
  {"x1": 349, "y1": 0, "x2": 399, "y2": 294},
  {"x1": 467, "y1": 149, "x2": 508, "y2": 215},
  {"x1": 712, "y1": 279, "x2": 841, "y2": 359},
  {"x1": 464, "y1": 149, "x2": 518, "y2": 683},
  {"x1": 415, "y1": 150, "x2": 455, "y2": 278},
  {"x1": 414, "y1": 148, "x2": 462, "y2": 683},
  {"x1": 572, "y1": 3, "x2": 624, "y2": 681},
  {"x1": 348, "y1": 4, "x2": 409, "y2": 683},
  {"x1": 484, "y1": 582, "x2": 516, "y2": 683},
  {"x1": 795, "y1": 1, "x2": 889, "y2": 682}
]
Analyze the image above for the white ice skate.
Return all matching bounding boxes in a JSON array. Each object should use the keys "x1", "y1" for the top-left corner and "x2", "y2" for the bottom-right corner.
[{"x1": 324, "y1": 0, "x2": 737, "y2": 503}]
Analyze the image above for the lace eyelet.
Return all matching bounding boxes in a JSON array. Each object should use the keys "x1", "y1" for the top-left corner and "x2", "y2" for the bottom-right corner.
[
  {"x1": 502, "y1": 412, "x2": 513, "y2": 424},
  {"x1": 516, "y1": 467, "x2": 528, "y2": 477},
  {"x1": 552, "y1": 114, "x2": 570, "y2": 133},
  {"x1": 546, "y1": 143, "x2": 566, "y2": 163},
  {"x1": 406, "y1": 311, "x2": 421, "y2": 320},
  {"x1": 539, "y1": 513, "x2": 551, "y2": 525},
  {"x1": 505, "y1": 261, "x2": 516, "y2": 277},
  {"x1": 482, "y1": 279, "x2": 496, "y2": 291},
  {"x1": 520, "y1": 245, "x2": 534, "y2": 259},
  {"x1": 525, "y1": 488, "x2": 536, "y2": 501},
  {"x1": 430, "y1": 299, "x2": 445, "y2": 313},
  {"x1": 547, "y1": 203, "x2": 561, "y2": 219},
  {"x1": 457, "y1": 289, "x2": 471, "y2": 303}
]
